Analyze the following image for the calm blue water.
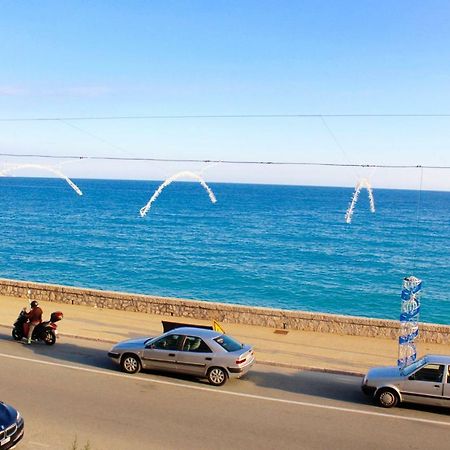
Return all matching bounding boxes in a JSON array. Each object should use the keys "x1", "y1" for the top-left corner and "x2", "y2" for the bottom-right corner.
[{"x1": 0, "y1": 177, "x2": 449, "y2": 324}]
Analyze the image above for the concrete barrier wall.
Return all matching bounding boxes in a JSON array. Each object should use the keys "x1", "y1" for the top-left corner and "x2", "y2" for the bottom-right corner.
[{"x1": 1, "y1": 278, "x2": 449, "y2": 344}]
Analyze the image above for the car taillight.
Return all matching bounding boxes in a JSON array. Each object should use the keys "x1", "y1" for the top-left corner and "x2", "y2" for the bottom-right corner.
[{"x1": 235, "y1": 357, "x2": 246, "y2": 364}]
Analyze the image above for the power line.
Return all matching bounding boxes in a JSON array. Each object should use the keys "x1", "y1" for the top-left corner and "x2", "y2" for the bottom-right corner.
[
  {"x1": 1, "y1": 113, "x2": 450, "y2": 121},
  {"x1": 0, "y1": 152, "x2": 448, "y2": 169},
  {"x1": 59, "y1": 119, "x2": 131, "y2": 157}
]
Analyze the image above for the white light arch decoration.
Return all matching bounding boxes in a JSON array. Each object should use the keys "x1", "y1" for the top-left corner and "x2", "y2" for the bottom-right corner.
[
  {"x1": 0, "y1": 164, "x2": 83, "y2": 196},
  {"x1": 140, "y1": 170, "x2": 217, "y2": 217},
  {"x1": 345, "y1": 178, "x2": 375, "y2": 224}
]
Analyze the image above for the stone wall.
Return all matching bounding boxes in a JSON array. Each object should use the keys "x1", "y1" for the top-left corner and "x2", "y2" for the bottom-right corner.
[{"x1": 1, "y1": 277, "x2": 449, "y2": 343}]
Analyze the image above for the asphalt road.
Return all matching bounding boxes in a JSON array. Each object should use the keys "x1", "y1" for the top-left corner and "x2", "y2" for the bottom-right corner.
[{"x1": 1, "y1": 332, "x2": 449, "y2": 450}]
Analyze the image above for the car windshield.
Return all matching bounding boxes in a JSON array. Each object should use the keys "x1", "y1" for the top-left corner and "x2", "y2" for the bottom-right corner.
[
  {"x1": 401, "y1": 357, "x2": 427, "y2": 376},
  {"x1": 214, "y1": 335, "x2": 242, "y2": 352}
]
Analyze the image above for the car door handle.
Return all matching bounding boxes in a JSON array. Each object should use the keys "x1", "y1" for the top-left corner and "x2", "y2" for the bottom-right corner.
[
  {"x1": 168, "y1": 353, "x2": 175, "y2": 357},
  {"x1": 205, "y1": 357, "x2": 212, "y2": 361},
  {"x1": 434, "y1": 384, "x2": 441, "y2": 388}
]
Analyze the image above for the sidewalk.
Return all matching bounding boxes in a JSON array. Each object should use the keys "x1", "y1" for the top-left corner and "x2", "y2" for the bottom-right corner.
[{"x1": 2, "y1": 295, "x2": 450, "y2": 376}]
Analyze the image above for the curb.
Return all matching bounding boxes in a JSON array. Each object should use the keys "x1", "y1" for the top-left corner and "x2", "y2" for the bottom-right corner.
[
  {"x1": 1, "y1": 323, "x2": 363, "y2": 377},
  {"x1": 0, "y1": 323, "x2": 116, "y2": 345},
  {"x1": 258, "y1": 360, "x2": 364, "y2": 377}
]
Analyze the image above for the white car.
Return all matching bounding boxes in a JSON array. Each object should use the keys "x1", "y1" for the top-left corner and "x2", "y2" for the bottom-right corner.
[{"x1": 362, "y1": 354, "x2": 450, "y2": 408}]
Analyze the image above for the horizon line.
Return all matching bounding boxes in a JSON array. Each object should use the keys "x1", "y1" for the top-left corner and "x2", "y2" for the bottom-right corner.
[{"x1": 1, "y1": 174, "x2": 448, "y2": 193}]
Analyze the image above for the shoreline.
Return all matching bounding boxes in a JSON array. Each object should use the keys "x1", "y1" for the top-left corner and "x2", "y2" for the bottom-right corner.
[
  {"x1": 1, "y1": 277, "x2": 450, "y2": 344},
  {"x1": 2, "y1": 276, "x2": 446, "y2": 326}
]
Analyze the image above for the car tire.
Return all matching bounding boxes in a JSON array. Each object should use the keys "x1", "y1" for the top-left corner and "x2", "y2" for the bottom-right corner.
[
  {"x1": 375, "y1": 388, "x2": 399, "y2": 408},
  {"x1": 121, "y1": 354, "x2": 141, "y2": 374},
  {"x1": 12, "y1": 328, "x2": 23, "y2": 341},
  {"x1": 207, "y1": 367, "x2": 228, "y2": 386}
]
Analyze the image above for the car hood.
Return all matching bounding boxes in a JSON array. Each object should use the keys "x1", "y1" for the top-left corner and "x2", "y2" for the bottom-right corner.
[
  {"x1": 367, "y1": 366, "x2": 402, "y2": 380},
  {"x1": 0, "y1": 402, "x2": 17, "y2": 427},
  {"x1": 112, "y1": 337, "x2": 151, "y2": 350}
]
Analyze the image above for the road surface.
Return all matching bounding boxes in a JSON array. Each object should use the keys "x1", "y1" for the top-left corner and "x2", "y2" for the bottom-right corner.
[{"x1": 0, "y1": 331, "x2": 449, "y2": 450}]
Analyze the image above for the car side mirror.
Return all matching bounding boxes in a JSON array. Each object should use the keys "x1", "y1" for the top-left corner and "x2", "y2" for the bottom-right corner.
[
  {"x1": 408, "y1": 374, "x2": 415, "y2": 380},
  {"x1": 146, "y1": 343, "x2": 155, "y2": 349}
]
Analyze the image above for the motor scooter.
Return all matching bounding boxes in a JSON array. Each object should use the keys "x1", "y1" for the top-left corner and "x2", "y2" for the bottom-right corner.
[{"x1": 12, "y1": 309, "x2": 63, "y2": 345}]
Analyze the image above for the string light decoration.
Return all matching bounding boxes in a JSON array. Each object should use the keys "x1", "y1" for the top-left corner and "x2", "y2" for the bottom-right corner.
[
  {"x1": 0, "y1": 163, "x2": 83, "y2": 196},
  {"x1": 345, "y1": 178, "x2": 376, "y2": 223},
  {"x1": 139, "y1": 171, "x2": 217, "y2": 217},
  {"x1": 398, "y1": 276, "x2": 422, "y2": 368}
]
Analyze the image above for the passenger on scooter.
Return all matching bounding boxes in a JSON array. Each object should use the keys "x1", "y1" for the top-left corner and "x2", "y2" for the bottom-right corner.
[{"x1": 26, "y1": 300, "x2": 43, "y2": 344}]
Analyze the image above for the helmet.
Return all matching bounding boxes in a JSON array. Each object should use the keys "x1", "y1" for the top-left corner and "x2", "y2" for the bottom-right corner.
[{"x1": 30, "y1": 300, "x2": 39, "y2": 308}]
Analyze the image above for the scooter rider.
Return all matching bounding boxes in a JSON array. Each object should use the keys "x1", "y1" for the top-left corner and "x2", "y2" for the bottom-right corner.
[{"x1": 25, "y1": 300, "x2": 43, "y2": 344}]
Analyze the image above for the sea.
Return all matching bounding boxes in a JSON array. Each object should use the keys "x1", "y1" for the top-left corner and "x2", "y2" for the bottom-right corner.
[{"x1": 0, "y1": 177, "x2": 449, "y2": 325}]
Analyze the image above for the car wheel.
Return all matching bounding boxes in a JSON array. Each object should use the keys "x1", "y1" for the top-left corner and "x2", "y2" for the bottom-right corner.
[
  {"x1": 121, "y1": 354, "x2": 141, "y2": 374},
  {"x1": 44, "y1": 330, "x2": 56, "y2": 345},
  {"x1": 207, "y1": 367, "x2": 227, "y2": 386},
  {"x1": 375, "y1": 388, "x2": 399, "y2": 408},
  {"x1": 12, "y1": 328, "x2": 23, "y2": 341}
]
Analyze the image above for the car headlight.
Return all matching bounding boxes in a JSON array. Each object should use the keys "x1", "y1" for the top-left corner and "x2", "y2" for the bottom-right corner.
[{"x1": 16, "y1": 410, "x2": 21, "y2": 421}]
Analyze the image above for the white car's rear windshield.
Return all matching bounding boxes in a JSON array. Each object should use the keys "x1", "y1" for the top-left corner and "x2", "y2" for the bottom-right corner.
[{"x1": 214, "y1": 335, "x2": 242, "y2": 352}]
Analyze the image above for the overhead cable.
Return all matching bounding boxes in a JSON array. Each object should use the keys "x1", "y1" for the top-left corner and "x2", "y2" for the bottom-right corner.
[
  {"x1": 0, "y1": 153, "x2": 448, "y2": 169},
  {"x1": 1, "y1": 113, "x2": 450, "y2": 121}
]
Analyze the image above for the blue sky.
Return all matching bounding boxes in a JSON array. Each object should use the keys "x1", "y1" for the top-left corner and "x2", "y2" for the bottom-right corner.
[{"x1": 1, "y1": 1, "x2": 450, "y2": 190}]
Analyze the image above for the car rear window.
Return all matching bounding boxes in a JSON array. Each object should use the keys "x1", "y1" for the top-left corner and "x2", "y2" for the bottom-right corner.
[{"x1": 214, "y1": 335, "x2": 242, "y2": 352}]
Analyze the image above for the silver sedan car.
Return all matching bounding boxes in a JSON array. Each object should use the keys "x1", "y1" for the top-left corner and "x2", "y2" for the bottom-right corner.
[
  {"x1": 362, "y1": 354, "x2": 450, "y2": 408},
  {"x1": 108, "y1": 327, "x2": 255, "y2": 386}
]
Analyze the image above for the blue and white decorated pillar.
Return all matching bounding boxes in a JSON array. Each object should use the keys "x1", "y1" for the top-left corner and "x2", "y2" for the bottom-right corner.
[{"x1": 398, "y1": 276, "x2": 422, "y2": 368}]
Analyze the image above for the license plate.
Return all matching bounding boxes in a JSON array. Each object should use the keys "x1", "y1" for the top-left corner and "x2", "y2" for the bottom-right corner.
[{"x1": 1, "y1": 436, "x2": 11, "y2": 445}]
